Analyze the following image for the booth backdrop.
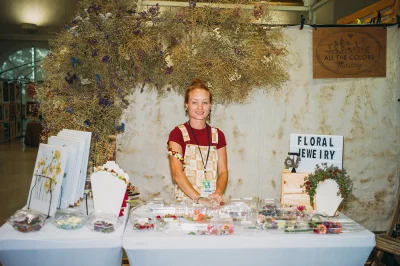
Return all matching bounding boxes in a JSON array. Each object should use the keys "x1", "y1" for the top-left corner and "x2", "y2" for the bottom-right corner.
[{"x1": 117, "y1": 25, "x2": 400, "y2": 232}]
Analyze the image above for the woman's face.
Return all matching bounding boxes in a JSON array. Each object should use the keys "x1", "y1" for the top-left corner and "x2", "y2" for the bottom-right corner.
[{"x1": 186, "y1": 88, "x2": 211, "y2": 121}]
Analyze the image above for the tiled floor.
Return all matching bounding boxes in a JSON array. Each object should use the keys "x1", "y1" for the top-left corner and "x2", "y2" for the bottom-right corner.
[{"x1": 0, "y1": 138, "x2": 38, "y2": 226}]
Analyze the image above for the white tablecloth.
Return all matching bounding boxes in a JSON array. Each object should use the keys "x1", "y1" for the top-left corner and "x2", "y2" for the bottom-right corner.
[
  {"x1": 0, "y1": 201, "x2": 128, "y2": 266},
  {"x1": 123, "y1": 214, "x2": 375, "y2": 266}
]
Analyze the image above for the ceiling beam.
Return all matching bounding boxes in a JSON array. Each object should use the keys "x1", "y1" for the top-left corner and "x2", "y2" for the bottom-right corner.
[
  {"x1": 141, "y1": 1, "x2": 310, "y2": 11},
  {"x1": 0, "y1": 33, "x2": 55, "y2": 41}
]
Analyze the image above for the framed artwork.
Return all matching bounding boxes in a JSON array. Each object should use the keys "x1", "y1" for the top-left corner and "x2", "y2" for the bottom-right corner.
[
  {"x1": 27, "y1": 144, "x2": 69, "y2": 217},
  {"x1": 16, "y1": 119, "x2": 22, "y2": 137},
  {"x1": 2, "y1": 82, "x2": 9, "y2": 102},
  {"x1": 26, "y1": 101, "x2": 39, "y2": 118},
  {"x1": 9, "y1": 83, "x2": 15, "y2": 102},
  {"x1": 9, "y1": 102, "x2": 16, "y2": 120},
  {"x1": 0, "y1": 104, "x2": 3, "y2": 122},
  {"x1": 9, "y1": 121, "x2": 15, "y2": 140},
  {"x1": 3, "y1": 103, "x2": 9, "y2": 121},
  {"x1": 3, "y1": 122, "x2": 9, "y2": 140}
]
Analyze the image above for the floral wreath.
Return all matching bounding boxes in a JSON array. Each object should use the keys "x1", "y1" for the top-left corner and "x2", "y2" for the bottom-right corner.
[
  {"x1": 301, "y1": 163, "x2": 354, "y2": 207},
  {"x1": 94, "y1": 166, "x2": 129, "y2": 185}
]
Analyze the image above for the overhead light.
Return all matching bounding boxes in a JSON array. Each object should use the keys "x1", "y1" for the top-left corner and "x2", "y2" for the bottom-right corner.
[{"x1": 20, "y1": 23, "x2": 38, "y2": 33}]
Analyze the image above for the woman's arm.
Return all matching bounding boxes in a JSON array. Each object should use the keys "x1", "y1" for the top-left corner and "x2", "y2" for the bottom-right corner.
[
  {"x1": 215, "y1": 146, "x2": 228, "y2": 196},
  {"x1": 168, "y1": 141, "x2": 200, "y2": 200}
]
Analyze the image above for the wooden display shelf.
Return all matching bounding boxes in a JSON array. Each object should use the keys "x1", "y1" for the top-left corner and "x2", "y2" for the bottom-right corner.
[{"x1": 281, "y1": 169, "x2": 313, "y2": 211}]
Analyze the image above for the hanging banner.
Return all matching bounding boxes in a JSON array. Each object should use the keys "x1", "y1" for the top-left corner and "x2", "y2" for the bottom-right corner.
[{"x1": 313, "y1": 27, "x2": 386, "y2": 78}]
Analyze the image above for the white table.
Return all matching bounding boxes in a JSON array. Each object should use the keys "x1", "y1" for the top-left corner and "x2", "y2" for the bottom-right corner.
[
  {"x1": 123, "y1": 214, "x2": 375, "y2": 266},
  {"x1": 0, "y1": 203, "x2": 128, "y2": 266}
]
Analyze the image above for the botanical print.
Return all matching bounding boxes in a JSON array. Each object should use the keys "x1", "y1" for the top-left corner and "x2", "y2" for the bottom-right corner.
[
  {"x1": 33, "y1": 149, "x2": 63, "y2": 203},
  {"x1": 28, "y1": 144, "x2": 68, "y2": 216}
]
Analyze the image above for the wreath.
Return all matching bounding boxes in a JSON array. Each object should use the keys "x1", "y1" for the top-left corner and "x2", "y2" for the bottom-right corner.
[{"x1": 301, "y1": 163, "x2": 354, "y2": 207}]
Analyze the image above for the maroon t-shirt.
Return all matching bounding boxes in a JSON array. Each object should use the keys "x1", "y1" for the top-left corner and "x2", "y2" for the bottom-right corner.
[{"x1": 168, "y1": 122, "x2": 227, "y2": 157}]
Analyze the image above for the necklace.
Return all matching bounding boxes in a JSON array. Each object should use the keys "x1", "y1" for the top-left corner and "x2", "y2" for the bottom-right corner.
[{"x1": 188, "y1": 121, "x2": 211, "y2": 173}]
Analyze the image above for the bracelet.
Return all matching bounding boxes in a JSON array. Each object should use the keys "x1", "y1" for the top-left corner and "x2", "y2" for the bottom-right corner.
[
  {"x1": 168, "y1": 148, "x2": 185, "y2": 169},
  {"x1": 195, "y1": 197, "x2": 204, "y2": 204}
]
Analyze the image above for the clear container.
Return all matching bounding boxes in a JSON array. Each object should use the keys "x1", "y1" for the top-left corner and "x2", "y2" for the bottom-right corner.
[
  {"x1": 219, "y1": 201, "x2": 251, "y2": 222},
  {"x1": 184, "y1": 206, "x2": 211, "y2": 222},
  {"x1": 87, "y1": 212, "x2": 120, "y2": 233},
  {"x1": 8, "y1": 209, "x2": 45, "y2": 233},
  {"x1": 131, "y1": 217, "x2": 155, "y2": 230},
  {"x1": 276, "y1": 207, "x2": 297, "y2": 220},
  {"x1": 147, "y1": 198, "x2": 164, "y2": 208},
  {"x1": 310, "y1": 221, "x2": 343, "y2": 234},
  {"x1": 183, "y1": 221, "x2": 235, "y2": 235},
  {"x1": 259, "y1": 198, "x2": 278, "y2": 217},
  {"x1": 52, "y1": 209, "x2": 88, "y2": 230}
]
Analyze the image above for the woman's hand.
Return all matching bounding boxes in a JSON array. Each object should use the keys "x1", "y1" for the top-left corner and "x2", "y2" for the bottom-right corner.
[
  {"x1": 198, "y1": 197, "x2": 211, "y2": 207},
  {"x1": 208, "y1": 193, "x2": 224, "y2": 209}
]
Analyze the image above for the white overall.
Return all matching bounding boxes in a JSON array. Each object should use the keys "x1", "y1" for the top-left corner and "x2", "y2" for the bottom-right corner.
[{"x1": 174, "y1": 124, "x2": 219, "y2": 200}]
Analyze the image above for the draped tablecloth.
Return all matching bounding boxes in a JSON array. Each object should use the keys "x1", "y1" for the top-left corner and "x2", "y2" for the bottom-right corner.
[
  {"x1": 122, "y1": 213, "x2": 375, "y2": 266},
  {"x1": 0, "y1": 201, "x2": 128, "y2": 266}
]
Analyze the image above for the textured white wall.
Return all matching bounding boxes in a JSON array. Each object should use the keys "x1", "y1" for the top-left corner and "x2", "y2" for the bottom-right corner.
[{"x1": 117, "y1": 26, "x2": 400, "y2": 231}]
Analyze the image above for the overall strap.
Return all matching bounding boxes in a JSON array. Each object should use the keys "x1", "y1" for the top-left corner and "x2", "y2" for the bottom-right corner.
[
  {"x1": 211, "y1": 127, "x2": 218, "y2": 145},
  {"x1": 178, "y1": 124, "x2": 190, "y2": 143}
]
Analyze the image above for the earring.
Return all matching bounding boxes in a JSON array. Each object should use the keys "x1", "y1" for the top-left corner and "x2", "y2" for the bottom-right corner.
[
  {"x1": 185, "y1": 108, "x2": 188, "y2": 112},
  {"x1": 208, "y1": 109, "x2": 212, "y2": 119}
]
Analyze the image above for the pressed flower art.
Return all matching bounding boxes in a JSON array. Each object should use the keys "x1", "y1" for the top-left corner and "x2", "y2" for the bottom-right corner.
[{"x1": 27, "y1": 144, "x2": 68, "y2": 217}]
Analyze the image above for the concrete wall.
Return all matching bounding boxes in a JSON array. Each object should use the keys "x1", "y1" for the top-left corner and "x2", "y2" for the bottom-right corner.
[{"x1": 118, "y1": 26, "x2": 400, "y2": 231}]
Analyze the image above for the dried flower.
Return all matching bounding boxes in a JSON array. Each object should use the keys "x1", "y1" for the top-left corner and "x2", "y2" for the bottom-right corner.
[
  {"x1": 84, "y1": 119, "x2": 92, "y2": 127},
  {"x1": 65, "y1": 107, "x2": 74, "y2": 114},
  {"x1": 102, "y1": 56, "x2": 110, "y2": 63},
  {"x1": 116, "y1": 123, "x2": 125, "y2": 133}
]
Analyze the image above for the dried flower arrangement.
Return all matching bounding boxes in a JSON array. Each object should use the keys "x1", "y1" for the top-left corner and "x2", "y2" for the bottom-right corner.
[{"x1": 37, "y1": 0, "x2": 288, "y2": 168}]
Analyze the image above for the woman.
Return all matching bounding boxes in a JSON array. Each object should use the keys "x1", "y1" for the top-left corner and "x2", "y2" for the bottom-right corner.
[{"x1": 168, "y1": 78, "x2": 228, "y2": 206}]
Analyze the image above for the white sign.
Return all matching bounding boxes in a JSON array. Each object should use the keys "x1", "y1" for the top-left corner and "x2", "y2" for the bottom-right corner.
[{"x1": 289, "y1": 133, "x2": 343, "y2": 172}]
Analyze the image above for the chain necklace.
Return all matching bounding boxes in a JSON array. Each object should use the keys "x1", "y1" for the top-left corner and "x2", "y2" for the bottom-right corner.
[{"x1": 188, "y1": 121, "x2": 211, "y2": 173}]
